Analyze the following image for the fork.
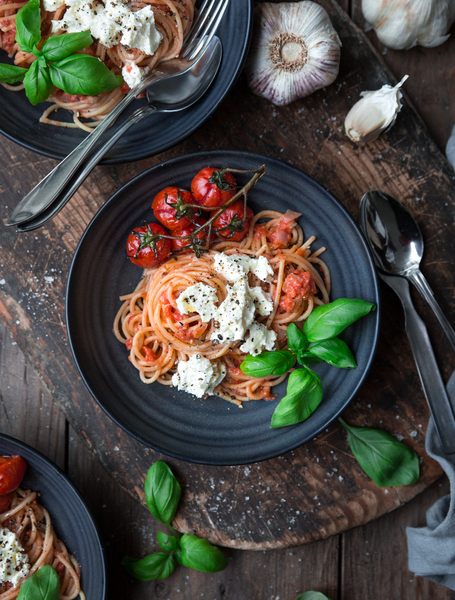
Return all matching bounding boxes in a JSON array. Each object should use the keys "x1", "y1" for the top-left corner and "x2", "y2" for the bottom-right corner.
[{"x1": 6, "y1": 0, "x2": 229, "y2": 227}]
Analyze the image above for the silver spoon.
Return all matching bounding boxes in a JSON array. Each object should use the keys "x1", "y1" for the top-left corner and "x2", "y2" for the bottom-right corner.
[
  {"x1": 360, "y1": 191, "x2": 455, "y2": 455},
  {"x1": 15, "y1": 36, "x2": 222, "y2": 232},
  {"x1": 360, "y1": 190, "x2": 455, "y2": 352}
]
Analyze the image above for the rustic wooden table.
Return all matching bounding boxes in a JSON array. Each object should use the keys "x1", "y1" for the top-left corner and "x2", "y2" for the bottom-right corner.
[{"x1": 1, "y1": 1, "x2": 455, "y2": 599}]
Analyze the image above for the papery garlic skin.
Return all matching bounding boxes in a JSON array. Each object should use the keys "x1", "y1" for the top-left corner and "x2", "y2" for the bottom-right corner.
[
  {"x1": 245, "y1": 1, "x2": 342, "y2": 106},
  {"x1": 345, "y1": 75, "x2": 408, "y2": 143},
  {"x1": 362, "y1": 0, "x2": 455, "y2": 50}
]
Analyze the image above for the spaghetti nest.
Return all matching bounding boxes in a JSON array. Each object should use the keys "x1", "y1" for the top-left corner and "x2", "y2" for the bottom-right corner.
[
  {"x1": 0, "y1": 0, "x2": 194, "y2": 131},
  {"x1": 0, "y1": 488, "x2": 83, "y2": 600},
  {"x1": 114, "y1": 210, "x2": 331, "y2": 406}
]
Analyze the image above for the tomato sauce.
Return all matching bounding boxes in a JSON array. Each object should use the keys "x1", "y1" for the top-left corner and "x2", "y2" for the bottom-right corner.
[{"x1": 279, "y1": 270, "x2": 316, "y2": 312}]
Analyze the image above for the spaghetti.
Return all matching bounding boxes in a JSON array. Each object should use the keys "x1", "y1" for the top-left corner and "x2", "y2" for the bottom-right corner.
[
  {"x1": 0, "y1": 0, "x2": 195, "y2": 131},
  {"x1": 114, "y1": 209, "x2": 331, "y2": 406},
  {"x1": 0, "y1": 487, "x2": 84, "y2": 600}
]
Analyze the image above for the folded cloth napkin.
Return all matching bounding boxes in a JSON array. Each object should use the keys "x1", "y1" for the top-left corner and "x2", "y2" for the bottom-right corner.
[{"x1": 407, "y1": 371, "x2": 455, "y2": 589}]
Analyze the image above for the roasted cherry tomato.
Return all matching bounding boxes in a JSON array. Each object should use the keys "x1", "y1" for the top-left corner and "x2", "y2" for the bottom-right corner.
[
  {"x1": 213, "y1": 200, "x2": 253, "y2": 242},
  {"x1": 152, "y1": 186, "x2": 198, "y2": 230},
  {"x1": 0, "y1": 492, "x2": 14, "y2": 513},
  {"x1": 0, "y1": 455, "x2": 27, "y2": 495},
  {"x1": 191, "y1": 167, "x2": 236, "y2": 208},
  {"x1": 127, "y1": 223, "x2": 172, "y2": 269},
  {"x1": 172, "y1": 217, "x2": 212, "y2": 254}
]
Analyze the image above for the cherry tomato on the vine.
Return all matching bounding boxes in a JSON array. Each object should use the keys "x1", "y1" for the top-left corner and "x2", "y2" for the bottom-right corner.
[
  {"x1": 127, "y1": 223, "x2": 172, "y2": 269},
  {"x1": 191, "y1": 167, "x2": 236, "y2": 208},
  {"x1": 0, "y1": 455, "x2": 27, "y2": 496},
  {"x1": 213, "y1": 200, "x2": 253, "y2": 242},
  {"x1": 152, "y1": 186, "x2": 198, "y2": 230},
  {"x1": 172, "y1": 217, "x2": 212, "y2": 254}
]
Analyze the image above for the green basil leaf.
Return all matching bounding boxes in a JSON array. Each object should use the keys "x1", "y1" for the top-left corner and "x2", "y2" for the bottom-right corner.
[
  {"x1": 17, "y1": 565, "x2": 60, "y2": 600},
  {"x1": 15, "y1": 0, "x2": 41, "y2": 53},
  {"x1": 42, "y1": 31, "x2": 93, "y2": 62},
  {"x1": 144, "y1": 461, "x2": 181, "y2": 526},
  {"x1": 287, "y1": 323, "x2": 309, "y2": 354},
  {"x1": 177, "y1": 535, "x2": 228, "y2": 573},
  {"x1": 240, "y1": 350, "x2": 295, "y2": 377},
  {"x1": 49, "y1": 54, "x2": 122, "y2": 95},
  {"x1": 23, "y1": 60, "x2": 53, "y2": 105},
  {"x1": 296, "y1": 352, "x2": 323, "y2": 366},
  {"x1": 271, "y1": 368, "x2": 323, "y2": 428},
  {"x1": 308, "y1": 338, "x2": 357, "y2": 369},
  {"x1": 122, "y1": 553, "x2": 175, "y2": 581},
  {"x1": 296, "y1": 592, "x2": 332, "y2": 600},
  {"x1": 0, "y1": 63, "x2": 28, "y2": 84},
  {"x1": 304, "y1": 299, "x2": 376, "y2": 342},
  {"x1": 157, "y1": 531, "x2": 179, "y2": 552},
  {"x1": 339, "y1": 418, "x2": 420, "y2": 487}
]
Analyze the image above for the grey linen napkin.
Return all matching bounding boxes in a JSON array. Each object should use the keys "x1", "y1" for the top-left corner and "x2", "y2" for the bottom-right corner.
[{"x1": 407, "y1": 371, "x2": 455, "y2": 589}]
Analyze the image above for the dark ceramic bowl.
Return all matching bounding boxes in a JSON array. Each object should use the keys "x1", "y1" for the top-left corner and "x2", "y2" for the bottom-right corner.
[
  {"x1": 67, "y1": 150, "x2": 381, "y2": 465},
  {"x1": 0, "y1": 433, "x2": 107, "y2": 599},
  {"x1": 0, "y1": 1, "x2": 253, "y2": 164}
]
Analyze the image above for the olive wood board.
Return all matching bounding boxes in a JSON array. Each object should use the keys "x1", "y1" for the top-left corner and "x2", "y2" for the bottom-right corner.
[{"x1": 1, "y1": 0, "x2": 454, "y2": 550}]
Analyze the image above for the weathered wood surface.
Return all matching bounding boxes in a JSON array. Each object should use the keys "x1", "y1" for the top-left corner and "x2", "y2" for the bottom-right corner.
[{"x1": 1, "y1": 0, "x2": 455, "y2": 557}]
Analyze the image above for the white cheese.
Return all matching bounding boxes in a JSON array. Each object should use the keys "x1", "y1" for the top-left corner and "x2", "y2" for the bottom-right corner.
[
  {"x1": 213, "y1": 253, "x2": 273, "y2": 283},
  {"x1": 122, "y1": 63, "x2": 149, "y2": 89},
  {"x1": 240, "y1": 322, "x2": 277, "y2": 356},
  {"x1": 120, "y1": 6, "x2": 161, "y2": 54},
  {"x1": 248, "y1": 255, "x2": 274, "y2": 281},
  {"x1": 248, "y1": 286, "x2": 273, "y2": 316},
  {"x1": 172, "y1": 354, "x2": 226, "y2": 398},
  {"x1": 0, "y1": 528, "x2": 30, "y2": 588},
  {"x1": 43, "y1": 0, "x2": 65, "y2": 12},
  {"x1": 176, "y1": 283, "x2": 218, "y2": 323},
  {"x1": 211, "y1": 279, "x2": 255, "y2": 344}
]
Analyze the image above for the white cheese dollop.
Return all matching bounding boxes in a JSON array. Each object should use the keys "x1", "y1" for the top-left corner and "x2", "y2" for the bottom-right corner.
[
  {"x1": 248, "y1": 286, "x2": 273, "y2": 316},
  {"x1": 176, "y1": 283, "x2": 218, "y2": 323},
  {"x1": 172, "y1": 354, "x2": 226, "y2": 398},
  {"x1": 213, "y1": 253, "x2": 273, "y2": 283},
  {"x1": 0, "y1": 528, "x2": 30, "y2": 587},
  {"x1": 240, "y1": 322, "x2": 277, "y2": 356},
  {"x1": 210, "y1": 279, "x2": 255, "y2": 345},
  {"x1": 122, "y1": 63, "x2": 150, "y2": 89},
  {"x1": 43, "y1": 0, "x2": 65, "y2": 12}
]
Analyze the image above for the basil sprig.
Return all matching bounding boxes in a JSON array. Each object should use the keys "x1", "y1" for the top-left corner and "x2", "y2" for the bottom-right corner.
[
  {"x1": 122, "y1": 461, "x2": 228, "y2": 582},
  {"x1": 240, "y1": 298, "x2": 375, "y2": 428},
  {"x1": 17, "y1": 565, "x2": 60, "y2": 600},
  {"x1": 339, "y1": 417, "x2": 420, "y2": 487},
  {"x1": 0, "y1": 0, "x2": 122, "y2": 105}
]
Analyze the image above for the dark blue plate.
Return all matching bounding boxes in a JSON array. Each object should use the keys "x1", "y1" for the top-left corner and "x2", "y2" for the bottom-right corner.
[
  {"x1": 0, "y1": 433, "x2": 107, "y2": 599},
  {"x1": 67, "y1": 150, "x2": 381, "y2": 465},
  {"x1": 0, "y1": 1, "x2": 252, "y2": 164}
]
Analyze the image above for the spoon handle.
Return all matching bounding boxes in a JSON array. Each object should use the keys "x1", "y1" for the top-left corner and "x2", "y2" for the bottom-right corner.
[
  {"x1": 406, "y1": 268, "x2": 455, "y2": 354},
  {"x1": 379, "y1": 272, "x2": 455, "y2": 455}
]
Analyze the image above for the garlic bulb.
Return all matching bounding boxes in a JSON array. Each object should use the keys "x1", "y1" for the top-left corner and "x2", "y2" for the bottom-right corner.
[
  {"x1": 362, "y1": 0, "x2": 455, "y2": 50},
  {"x1": 245, "y1": 1, "x2": 342, "y2": 106},
  {"x1": 345, "y1": 75, "x2": 409, "y2": 143}
]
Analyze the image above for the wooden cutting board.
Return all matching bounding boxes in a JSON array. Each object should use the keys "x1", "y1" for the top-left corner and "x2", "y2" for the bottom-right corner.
[{"x1": 1, "y1": 0, "x2": 454, "y2": 550}]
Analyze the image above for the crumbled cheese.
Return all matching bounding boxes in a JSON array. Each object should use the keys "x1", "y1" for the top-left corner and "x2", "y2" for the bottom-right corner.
[
  {"x1": 52, "y1": 0, "x2": 162, "y2": 55},
  {"x1": 248, "y1": 286, "x2": 273, "y2": 316},
  {"x1": 211, "y1": 279, "x2": 255, "y2": 344},
  {"x1": 213, "y1": 253, "x2": 273, "y2": 283},
  {"x1": 176, "y1": 283, "x2": 218, "y2": 323},
  {"x1": 240, "y1": 322, "x2": 277, "y2": 356},
  {"x1": 0, "y1": 529, "x2": 30, "y2": 587},
  {"x1": 43, "y1": 0, "x2": 65, "y2": 11},
  {"x1": 172, "y1": 354, "x2": 226, "y2": 398},
  {"x1": 248, "y1": 255, "x2": 274, "y2": 281},
  {"x1": 122, "y1": 63, "x2": 150, "y2": 89}
]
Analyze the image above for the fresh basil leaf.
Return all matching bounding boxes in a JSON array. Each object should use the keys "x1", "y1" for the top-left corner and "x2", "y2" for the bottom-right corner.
[
  {"x1": 42, "y1": 31, "x2": 93, "y2": 62},
  {"x1": 296, "y1": 352, "x2": 323, "y2": 366},
  {"x1": 144, "y1": 461, "x2": 181, "y2": 526},
  {"x1": 308, "y1": 338, "x2": 357, "y2": 369},
  {"x1": 177, "y1": 534, "x2": 228, "y2": 573},
  {"x1": 304, "y1": 298, "x2": 376, "y2": 342},
  {"x1": 0, "y1": 63, "x2": 28, "y2": 84},
  {"x1": 49, "y1": 54, "x2": 122, "y2": 95},
  {"x1": 122, "y1": 553, "x2": 175, "y2": 581},
  {"x1": 339, "y1": 418, "x2": 420, "y2": 487},
  {"x1": 157, "y1": 531, "x2": 179, "y2": 552},
  {"x1": 17, "y1": 565, "x2": 60, "y2": 600},
  {"x1": 240, "y1": 350, "x2": 295, "y2": 377},
  {"x1": 23, "y1": 60, "x2": 53, "y2": 105},
  {"x1": 15, "y1": 0, "x2": 41, "y2": 53},
  {"x1": 287, "y1": 323, "x2": 309, "y2": 354},
  {"x1": 296, "y1": 592, "x2": 332, "y2": 600},
  {"x1": 271, "y1": 368, "x2": 323, "y2": 428}
]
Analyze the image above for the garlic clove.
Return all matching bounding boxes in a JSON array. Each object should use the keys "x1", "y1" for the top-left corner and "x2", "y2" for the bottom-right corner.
[
  {"x1": 245, "y1": 1, "x2": 342, "y2": 107},
  {"x1": 345, "y1": 75, "x2": 409, "y2": 144}
]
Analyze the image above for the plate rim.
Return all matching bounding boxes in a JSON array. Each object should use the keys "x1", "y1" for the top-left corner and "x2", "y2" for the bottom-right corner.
[
  {"x1": 0, "y1": 1, "x2": 254, "y2": 165},
  {"x1": 0, "y1": 431, "x2": 108, "y2": 599},
  {"x1": 66, "y1": 149, "x2": 382, "y2": 465}
]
